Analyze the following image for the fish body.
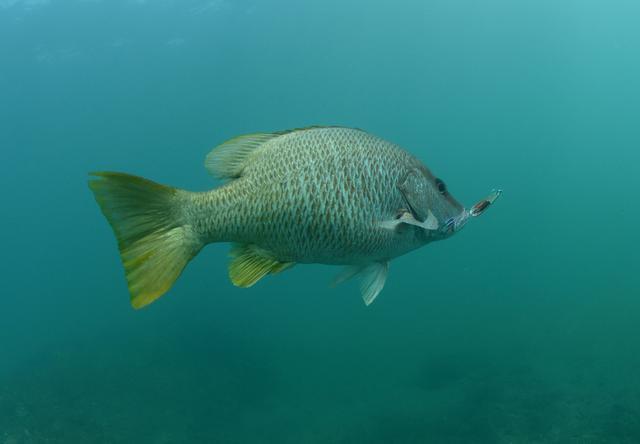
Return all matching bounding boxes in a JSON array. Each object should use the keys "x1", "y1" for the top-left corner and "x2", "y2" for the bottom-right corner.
[
  {"x1": 188, "y1": 127, "x2": 462, "y2": 265},
  {"x1": 89, "y1": 126, "x2": 492, "y2": 309}
]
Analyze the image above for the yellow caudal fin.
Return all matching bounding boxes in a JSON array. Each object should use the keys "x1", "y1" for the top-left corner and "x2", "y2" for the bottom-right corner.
[{"x1": 88, "y1": 172, "x2": 201, "y2": 309}]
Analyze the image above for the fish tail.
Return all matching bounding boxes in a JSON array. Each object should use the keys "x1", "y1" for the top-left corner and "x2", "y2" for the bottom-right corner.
[{"x1": 88, "y1": 172, "x2": 202, "y2": 309}]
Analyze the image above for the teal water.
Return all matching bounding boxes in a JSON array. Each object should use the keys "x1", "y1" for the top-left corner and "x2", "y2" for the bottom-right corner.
[{"x1": 2, "y1": 0, "x2": 640, "y2": 442}]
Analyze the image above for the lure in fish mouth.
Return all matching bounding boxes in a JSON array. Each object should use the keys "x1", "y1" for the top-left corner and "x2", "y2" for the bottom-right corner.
[
  {"x1": 89, "y1": 126, "x2": 502, "y2": 309},
  {"x1": 444, "y1": 189, "x2": 503, "y2": 234}
]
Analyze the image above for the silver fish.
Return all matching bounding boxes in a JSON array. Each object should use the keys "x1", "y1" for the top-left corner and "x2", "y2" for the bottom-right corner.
[{"x1": 89, "y1": 126, "x2": 500, "y2": 308}]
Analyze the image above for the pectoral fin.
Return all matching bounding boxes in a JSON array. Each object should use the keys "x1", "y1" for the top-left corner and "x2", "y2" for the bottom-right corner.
[
  {"x1": 332, "y1": 262, "x2": 389, "y2": 306},
  {"x1": 379, "y1": 210, "x2": 439, "y2": 231},
  {"x1": 228, "y1": 243, "x2": 294, "y2": 287}
]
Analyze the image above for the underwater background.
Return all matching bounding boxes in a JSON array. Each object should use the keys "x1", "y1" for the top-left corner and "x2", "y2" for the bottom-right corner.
[{"x1": 2, "y1": 0, "x2": 640, "y2": 442}]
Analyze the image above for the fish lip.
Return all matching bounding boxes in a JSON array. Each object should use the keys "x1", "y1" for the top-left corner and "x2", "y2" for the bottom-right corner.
[{"x1": 442, "y1": 210, "x2": 470, "y2": 234}]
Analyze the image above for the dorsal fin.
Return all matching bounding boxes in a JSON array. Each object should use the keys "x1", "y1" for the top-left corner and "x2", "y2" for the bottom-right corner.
[
  {"x1": 205, "y1": 126, "x2": 354, "y2": 180},
  {"x1": 205, "y1": 133, "x2": 279, "y2": 180}
]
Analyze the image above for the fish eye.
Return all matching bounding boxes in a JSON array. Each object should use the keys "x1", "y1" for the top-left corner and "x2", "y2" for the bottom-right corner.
[{"x1": 435, "y1": 178, "x2": 447, "y2": 194}]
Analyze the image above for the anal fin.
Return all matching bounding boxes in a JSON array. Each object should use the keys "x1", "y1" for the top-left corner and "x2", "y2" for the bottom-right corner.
[{"x1": 228, "y1": 243, "x2": 294, "y2": 287}]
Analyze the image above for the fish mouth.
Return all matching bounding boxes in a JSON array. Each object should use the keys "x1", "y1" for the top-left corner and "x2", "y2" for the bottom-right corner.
[{"x1": 442, "y1": 189, "x2": 502, "y2": 234}]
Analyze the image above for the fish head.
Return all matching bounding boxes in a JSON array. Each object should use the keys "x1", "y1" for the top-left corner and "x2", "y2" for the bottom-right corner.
[
  {"x1": 420, "y1": 171, "x2": 466, "y2": 241},
  {"x1": 400, "y1": 164, "x2": 501, "y2": 241},
  {"x1": 399, "y1": 164, "x2": 465, "y2": 240}
]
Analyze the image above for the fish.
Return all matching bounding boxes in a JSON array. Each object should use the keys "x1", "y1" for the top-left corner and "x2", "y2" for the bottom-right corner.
[{"x1": 89, "y1": 126, "x2": 500, "y2": 309}]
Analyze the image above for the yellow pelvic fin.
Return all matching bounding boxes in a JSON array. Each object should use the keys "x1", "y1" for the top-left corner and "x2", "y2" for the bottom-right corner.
[{"x1": 228, "y1": 244, "x2": 294, "y2": 287}]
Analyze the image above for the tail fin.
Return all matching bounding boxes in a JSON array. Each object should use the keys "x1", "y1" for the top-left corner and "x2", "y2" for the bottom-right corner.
[{"x1": 88, "y1": 172, "x2": 201, "y2": 309}]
